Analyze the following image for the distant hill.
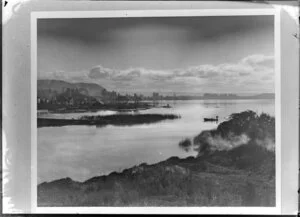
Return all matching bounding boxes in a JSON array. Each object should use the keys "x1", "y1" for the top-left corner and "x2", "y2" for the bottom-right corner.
[
  {"x1": 201, "y1": 93, "x2": 275, "y2": 100},
  {"x1": 74, "y1": 82, "x2": 106, "y2": 102},
  {"x1": 38, "y1": 80, "x2": 74, "y2": 94},
  {"x1": 37, "y1": 79, "x2": 106, "y2": 101},
  {"x1": 247, "y1": 93, "x2": 275, "y2": 99}
]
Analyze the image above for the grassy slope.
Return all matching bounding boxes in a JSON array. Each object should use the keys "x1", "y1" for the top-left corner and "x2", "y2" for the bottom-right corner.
[{"x1": 38, "y1": 143, "x2": 274, "y2": 207}]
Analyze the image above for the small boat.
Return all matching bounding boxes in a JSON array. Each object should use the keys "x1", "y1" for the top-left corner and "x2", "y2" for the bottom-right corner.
[{"x1": 204, "y1": 116, "x2": 219, "y2": 122}]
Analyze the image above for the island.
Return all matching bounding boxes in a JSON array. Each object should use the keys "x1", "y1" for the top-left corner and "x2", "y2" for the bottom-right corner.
[{"x1": 37, "y1": 114, "x2": 181, "y2": 128}]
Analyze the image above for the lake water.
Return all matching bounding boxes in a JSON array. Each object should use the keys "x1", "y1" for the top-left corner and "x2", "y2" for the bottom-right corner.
[{"x1": 38, "y1": 99, "x2": 275, "y2": 183}]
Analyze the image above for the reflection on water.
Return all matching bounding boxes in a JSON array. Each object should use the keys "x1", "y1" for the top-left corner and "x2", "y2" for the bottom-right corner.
[{"x1": 38, "y1": 99, "x2": 275, "y2": 183}]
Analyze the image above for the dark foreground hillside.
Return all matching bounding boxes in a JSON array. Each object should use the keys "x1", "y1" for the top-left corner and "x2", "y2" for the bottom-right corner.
[{"x1": 38, "y1": 111, "x2": 275, "y2": 207}]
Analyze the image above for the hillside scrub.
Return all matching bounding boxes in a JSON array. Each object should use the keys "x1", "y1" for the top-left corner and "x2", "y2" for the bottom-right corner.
[
  {"x1": 190, "y1": 110, "x2": 275, "y2": 153},
  {"x1": 38, "y1": 145, "x2": 275, "y2": 207},
  {"x1": 178, "y1": 138, "x2": 192, "y2": 151}
]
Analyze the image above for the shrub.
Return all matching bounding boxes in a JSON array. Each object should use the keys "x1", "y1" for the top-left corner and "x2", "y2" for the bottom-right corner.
[{"x1": 178, "y1": 138, "x2": 192, "y2": 151}]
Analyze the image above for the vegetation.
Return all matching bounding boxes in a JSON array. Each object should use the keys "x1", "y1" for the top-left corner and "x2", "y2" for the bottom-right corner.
[
  {"x1": 38, "y1": 110, "x2": 275, "y2": 207},
  {"x1": 178, "y1": 138, "x2": 192, "y2": 152},
  {"x1": 217, "y1": 111, "x2": 275, "y2": 142},
  {"x1": 37, "y1": 114, "x2": 181, "y2": 128},
  {"x1": 191, "y1": 110, "x2": 275, "y2": 153}
]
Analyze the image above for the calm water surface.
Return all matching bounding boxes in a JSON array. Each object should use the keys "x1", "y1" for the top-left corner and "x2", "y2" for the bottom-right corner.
[{"x1": 38, "y1": 99, "x2": 275, "y2": 183}]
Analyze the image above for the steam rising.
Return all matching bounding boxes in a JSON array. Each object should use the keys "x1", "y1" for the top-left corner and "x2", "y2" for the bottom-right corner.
[
  {"x1": 180, "y1": 131, "x2": 274, "y2": 153},
  {"x1": 255, "y1": 137, "x2": 275, "y2": 152},
  {"x1": 179, "y1": 111, "x2": 275, "y2": 154},
  {"x1": 201, "y1": 133, "x2": 250, "y2": 151}
]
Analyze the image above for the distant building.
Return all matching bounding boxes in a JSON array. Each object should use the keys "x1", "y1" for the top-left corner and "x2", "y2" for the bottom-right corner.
[
  {"x1": 69, "y1": 98, "x2": 74, "y2": 105},
  {"x1": 153, "y1": 92, "x2": 159, "y2": 100}
]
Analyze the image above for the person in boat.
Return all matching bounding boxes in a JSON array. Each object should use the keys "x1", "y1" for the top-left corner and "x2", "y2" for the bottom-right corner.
[{"x1": 204, "y1": 116, "x2": 218, "y2": 122}]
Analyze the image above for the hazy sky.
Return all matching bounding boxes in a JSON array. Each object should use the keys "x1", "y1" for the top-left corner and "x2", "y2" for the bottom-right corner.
[{"x1": 37, "y1": 16, "x2": 274, "y2": 95}]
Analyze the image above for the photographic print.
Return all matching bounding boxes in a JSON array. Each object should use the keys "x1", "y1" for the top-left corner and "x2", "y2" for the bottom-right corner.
[{"x1": 36, "y1": 13, "x2": 276, "y2": 207}]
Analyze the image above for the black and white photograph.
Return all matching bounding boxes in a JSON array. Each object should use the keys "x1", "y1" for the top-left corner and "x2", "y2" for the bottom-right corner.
[
  {"x1": 2, "y1": 0, "x2": 299, "y2": 214},
  {"x1": 35, "y1": 13, "x2": 278, "y2": 208}
]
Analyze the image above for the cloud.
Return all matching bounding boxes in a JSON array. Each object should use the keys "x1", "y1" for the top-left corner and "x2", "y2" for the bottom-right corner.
[
  {"x1": 112, "y1": 68, "x2": 142, "y2": 81},
  {"x1": 38, "y1": 70, "x2": 69, "y2": 80},
  {"x1": 171, "y1": 54, "x2": 273, "y2": 82},
  {"x1": 88, "y1": 66, "x2": 174, "y2": 82},
  {"x1": 261, "y1": 74, "x2": 274, "y2": 81},
  {"x1": 88, "y1": 66, "x2": 143, "y2": 81},
  {"x1": 239, "y1": 72, "x2": 251, "y2": 76},
  {"x1": 86, "y1": 54, "x2": 274, "y2": 83},
  {"x1": 181, "y1": 65, "x2": 220, "y2": 78},
  {"x1": 89, "y1": 65, "x2": 115, "y2": 79},
  {"x1": 38, "y1": 70, "x2": 90, "y2": 83},
  {"x1": 40, "y1": 54, "x2": 274, "y2": 94},
  {"x1": 241, "y1": 54, "x2": 274, "y2": 68}
]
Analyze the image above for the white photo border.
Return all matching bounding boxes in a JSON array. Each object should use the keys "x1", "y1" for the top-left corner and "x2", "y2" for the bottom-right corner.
[{"x1": 31, "y1": 8, "x2": 281, "y2": 214}]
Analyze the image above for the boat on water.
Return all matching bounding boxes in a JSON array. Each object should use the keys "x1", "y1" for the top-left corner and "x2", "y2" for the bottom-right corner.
[{"x1": 203, "y1": 116, "x2": 219, "y2": 122}]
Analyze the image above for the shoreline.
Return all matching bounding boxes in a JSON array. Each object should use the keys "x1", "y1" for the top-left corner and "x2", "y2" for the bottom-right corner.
[{"x1": 37, "y1": 98, "x2": 274, "y2": 114}]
